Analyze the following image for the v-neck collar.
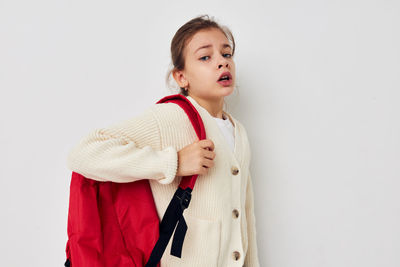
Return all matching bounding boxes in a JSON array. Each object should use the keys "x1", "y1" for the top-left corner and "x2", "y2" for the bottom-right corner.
[{"x1": 186, "y1": 95, "x2": 242, "y2": 166}]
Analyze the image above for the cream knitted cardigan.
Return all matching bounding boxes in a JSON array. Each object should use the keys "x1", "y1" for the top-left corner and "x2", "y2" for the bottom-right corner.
[{"x1": 66, "y1": 95, "x2": 260, "y2": 267}]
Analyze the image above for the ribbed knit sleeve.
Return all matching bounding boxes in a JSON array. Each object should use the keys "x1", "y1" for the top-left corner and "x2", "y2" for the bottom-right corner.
[
  {"x1": 244, "y1": 172, "x2": 260, "y2": 267},
  {"x1": 66, "y1": 105, "x2": 178, "y2": 184}
]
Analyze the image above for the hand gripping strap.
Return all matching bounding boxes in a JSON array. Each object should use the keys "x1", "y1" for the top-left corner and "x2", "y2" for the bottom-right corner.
[
  {"x1": 145, "y1": 94, "x2": 206, "y2": 266},
  {"x1": 156, "y1": 94, "x2": 206, "y2": 189}
]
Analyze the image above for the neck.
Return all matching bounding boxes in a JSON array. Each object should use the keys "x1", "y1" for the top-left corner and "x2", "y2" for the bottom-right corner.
[{"x1": 189, "y1": 94, "x2": 225, "y2": 119}]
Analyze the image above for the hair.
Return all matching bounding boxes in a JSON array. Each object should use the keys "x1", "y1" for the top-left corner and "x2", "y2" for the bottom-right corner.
[{"x1": 165, "y1": 14, "x2": 236, "y2": 98}]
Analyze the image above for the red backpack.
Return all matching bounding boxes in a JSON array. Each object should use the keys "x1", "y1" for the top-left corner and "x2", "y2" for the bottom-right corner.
[{"x1": 64, "y1": 94, "x2": 206, "y2": 267}]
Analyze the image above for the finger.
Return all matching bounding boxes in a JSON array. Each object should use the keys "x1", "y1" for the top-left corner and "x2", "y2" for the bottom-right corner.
[
  {"x1": 200, "y1": 139, "x2": 214, "y2": 151},
  {"x1": 200, "y1": 166, "x2": 209, "y2": 174},
  {"x1": 203, "y1": 150, "x2": 215, "y2": 160},
  {"x1": 202, "y1": 158, "x2": 214, "y2": 168},
  {"x1": 208, "y1": 139, "x2": 215, "y2": 151}
]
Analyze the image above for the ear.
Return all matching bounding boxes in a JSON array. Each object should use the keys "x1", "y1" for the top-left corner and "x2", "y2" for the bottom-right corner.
[{"x1": 172, "y1": 69, "x2": 188, "y2": 88}]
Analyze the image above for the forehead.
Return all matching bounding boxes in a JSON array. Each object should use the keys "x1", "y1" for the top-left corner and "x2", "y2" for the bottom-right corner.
[{"x1": 186, "y1": 28, "x2": 231, "y2": 53}]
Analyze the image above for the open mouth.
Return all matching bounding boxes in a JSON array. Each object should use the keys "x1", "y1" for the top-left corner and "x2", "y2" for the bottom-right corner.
[
  {"x1": 217, "y1": 73, "x2": 233, "y2": 86},
  {"x1": 217, "y1": 71, "x2": 232, "y2": 83},
  {"x1": 218, "y1": 76, "x2": 231, "y2": 81},
  {"x1": 218, "y1": 72, "x2": 232, "y2": 81}
]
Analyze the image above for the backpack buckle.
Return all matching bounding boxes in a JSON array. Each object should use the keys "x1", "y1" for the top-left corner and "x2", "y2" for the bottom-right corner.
[{"x1": 176, "y1": 188, "x2": 192, "y2": 210}]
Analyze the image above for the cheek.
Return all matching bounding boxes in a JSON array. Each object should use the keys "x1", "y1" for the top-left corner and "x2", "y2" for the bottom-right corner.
[{"x1": 191, "y1": 66, "x2": 214, "y2": 81}]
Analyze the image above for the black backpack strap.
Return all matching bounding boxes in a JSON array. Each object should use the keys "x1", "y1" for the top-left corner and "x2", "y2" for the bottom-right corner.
[{"x1": 145, "y1": 187, "x2": 192, "y2": 267}]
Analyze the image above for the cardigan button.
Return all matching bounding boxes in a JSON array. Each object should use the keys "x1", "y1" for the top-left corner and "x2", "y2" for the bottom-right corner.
[
  {"x1": 232, "y1": 209, "x2": 239, "y2": 218},
  {"x1": 233, "y1": 251, "x2": 241, "y2": 261},
  {"x1": 231, "y1": 166, "x2": 239, "y2": 175}
]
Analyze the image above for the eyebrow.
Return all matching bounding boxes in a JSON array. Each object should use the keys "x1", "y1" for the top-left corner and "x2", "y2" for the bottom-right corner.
[{"x1": 195, "y1": 43, "x2": 232, "y2": 53}]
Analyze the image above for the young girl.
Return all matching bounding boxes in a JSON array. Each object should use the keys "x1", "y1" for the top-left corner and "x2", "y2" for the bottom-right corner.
[{"x1": 67, "y1": 14, "x2": 260, "y2": 267}]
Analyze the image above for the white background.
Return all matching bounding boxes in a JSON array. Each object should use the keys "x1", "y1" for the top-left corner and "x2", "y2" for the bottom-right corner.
[{"x1": 1, "y1": 0, "x2": 399, "y2": 266}]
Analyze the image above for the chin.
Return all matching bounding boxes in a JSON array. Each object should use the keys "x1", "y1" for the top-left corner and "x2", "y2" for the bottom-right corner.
[
  {"x1": 215, "y1": 88, "x2": 234, "y2": 99},
  {"x1": 221, "y1": 85, "x2": 235, "y2": 95}
]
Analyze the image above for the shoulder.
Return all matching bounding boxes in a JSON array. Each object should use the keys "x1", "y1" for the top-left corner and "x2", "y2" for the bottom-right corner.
[
  {"x1": 149, "y1": 101, "x2": 184, "y2": 116},
  {"x1": 108, "y1": 102, "x2": 183, "y2": 129},
  {"x1": 230, "y1": 115, "x2": 250, "y2": 144},
  {"x1": 149, "y1": 102, "x2": 191, "y2": 128},
  {"x1": 235, "y1": 119, "x2": 247, "y2": 136},
  {"x1": 108, "y1": 100, "x2": 192, "y2": 137},
  {"x1": 232, "y1": 116, "x2": 252, "y2": 163}
]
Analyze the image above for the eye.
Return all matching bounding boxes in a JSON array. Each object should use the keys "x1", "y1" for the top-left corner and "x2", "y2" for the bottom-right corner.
[{"x1": 200, "y1": 53, "x2": 232, "y2": 61}]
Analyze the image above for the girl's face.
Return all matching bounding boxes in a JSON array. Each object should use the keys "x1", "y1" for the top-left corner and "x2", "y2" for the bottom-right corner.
[{"x1": 174, "y1": 28, "x2": 235, "y2": 101}]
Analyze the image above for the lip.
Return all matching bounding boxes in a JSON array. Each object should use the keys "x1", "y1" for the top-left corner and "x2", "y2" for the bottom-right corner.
[
  {"x1": 217, "y1": 79, "x2": 233, "y2": 86},
  {"x1": 217, "y1": 71, "x2": 232, "y2": 81}
]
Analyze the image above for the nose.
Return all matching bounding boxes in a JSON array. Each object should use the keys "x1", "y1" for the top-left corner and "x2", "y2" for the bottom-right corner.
[
  {"x1": 218, "y1": 54, "x2": 230, "y2": 69},
  {"x1": 218, "y1": 63, "x2": 229, "y2": 69}
]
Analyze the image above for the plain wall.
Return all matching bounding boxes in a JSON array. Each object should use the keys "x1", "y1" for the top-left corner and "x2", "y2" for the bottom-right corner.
[{"x1": 1, "y1": 0, "x2": 399, "y2": 266}]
